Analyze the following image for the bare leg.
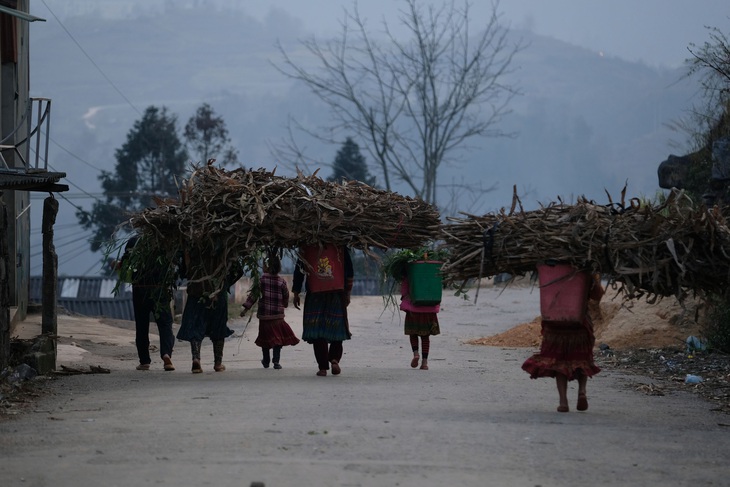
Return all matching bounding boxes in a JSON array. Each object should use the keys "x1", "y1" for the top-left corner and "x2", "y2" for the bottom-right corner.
[
  {"x1": 577, "y1": 371, "x2": 588, "y2": 411},
  {"x1": 556, "y1": 374, "x2": 569, "y2": 412}
]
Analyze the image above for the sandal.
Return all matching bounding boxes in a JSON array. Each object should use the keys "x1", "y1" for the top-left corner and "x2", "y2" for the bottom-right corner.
[
  {"x1": 420, "y1": 364, "x2": 429, "y2": 370},
  {"x1": 557, "y1": 405, "x2": 569, "y2": 413},
  {"x1": 136, "y1": 363, "x2": 150, "y2": 371},
  {"x1": 577, "y1": 394, "x2": 588, "y2": 411},
  {"x1": 316, "y1": 370, "x2": 327, "y2": 377},
  {"x1": 191, "y1": 360, "x2": 203, "y2": 374},
  {"x1": 410, "y1": 355, "x2": 419, "y2": 368},
  {"x1": 214, "y1": 363, "x2": 226, "y2": 372}
]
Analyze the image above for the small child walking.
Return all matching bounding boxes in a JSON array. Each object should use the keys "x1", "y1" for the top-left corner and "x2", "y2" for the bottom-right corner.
[
  {"x1": 400, "y1": 276, "x2": 440, "y2": 370},
  {"x1": 241, "y1": 253, "x2": 299, "y2": 369}
]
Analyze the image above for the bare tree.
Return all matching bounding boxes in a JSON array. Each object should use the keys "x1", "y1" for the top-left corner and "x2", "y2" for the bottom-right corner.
[
  {"x1": 687, "y1": 25, "x2": 730, "y2": 117},
  {"x1": 274, "y1": 0, "x2": 522, "y2": 207}
]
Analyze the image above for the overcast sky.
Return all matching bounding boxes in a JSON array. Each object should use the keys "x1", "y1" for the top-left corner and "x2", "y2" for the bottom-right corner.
[{"x1": 245, "y1": 0, "x2": 730, "y2": 68}]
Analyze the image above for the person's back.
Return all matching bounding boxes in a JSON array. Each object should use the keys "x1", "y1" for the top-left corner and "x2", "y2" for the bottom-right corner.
[
  {"x1": 251, "y1": 273, "x2": 289, "y2": 320},
  {"x1": 119, "y1": 234, "x2": 176, "y2": 372},
  {"x1": 242, "y1": 253, "x2": 299, "y2": 369}
]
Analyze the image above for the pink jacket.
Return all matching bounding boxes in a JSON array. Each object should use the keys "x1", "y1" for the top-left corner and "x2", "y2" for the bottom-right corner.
[{"x1": 399, "y1": 278, "x2": 440, "y2": 313}]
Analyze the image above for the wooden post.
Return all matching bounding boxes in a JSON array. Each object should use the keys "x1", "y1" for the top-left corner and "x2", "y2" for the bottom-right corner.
[
  {"x1": 41, "y1": 197, "x2": 59, "y2": 368},
  {"x1": 0, "y1": 194, "x2": 10, "y2": 371}
]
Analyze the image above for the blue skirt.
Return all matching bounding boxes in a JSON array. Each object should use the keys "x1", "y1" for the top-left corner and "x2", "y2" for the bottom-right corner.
[
  {"x1": 177, "y1": 293, "x2": 234, "y2": 342},
  {"x1": 301, "y1": 291, "x2": 351, "y2": 343}
]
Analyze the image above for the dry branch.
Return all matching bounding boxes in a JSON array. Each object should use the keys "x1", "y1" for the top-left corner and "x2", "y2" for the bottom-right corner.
[
  {"x1": 439, "y1": 188, "x2": 730, "y2": 301},
  {"x1": 126, "y1": 162, "x2": 440, "y2": 292}
]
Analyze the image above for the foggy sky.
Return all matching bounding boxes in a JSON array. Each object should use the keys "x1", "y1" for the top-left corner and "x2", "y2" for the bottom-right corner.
[{"x1": 245, "y1": 0, "x2": 730, "y2": 68}]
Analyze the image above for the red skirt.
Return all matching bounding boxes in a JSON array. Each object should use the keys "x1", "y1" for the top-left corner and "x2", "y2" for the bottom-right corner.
[
  {"x1": 521, "y1": 319, "x2": 600, "y2": 380},
  {"x1": 255, "y1": 318, "x2": 300, "y2": 349}
]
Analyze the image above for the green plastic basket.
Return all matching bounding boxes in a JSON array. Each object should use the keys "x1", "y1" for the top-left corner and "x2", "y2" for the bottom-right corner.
[{"x1": 407, "y1": 261, "x2": 443, "y2": 306}]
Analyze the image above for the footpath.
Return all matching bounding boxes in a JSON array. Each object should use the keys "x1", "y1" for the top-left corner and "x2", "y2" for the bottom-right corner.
[{"x1": 1, "y1": 287, "x2": 729, "y2": 487}]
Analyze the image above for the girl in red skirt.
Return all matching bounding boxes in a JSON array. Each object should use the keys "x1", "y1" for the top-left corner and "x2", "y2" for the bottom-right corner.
[
  {"x1": 400, "y1": 277, "x2": 440, "y2": 370},
  {"x1": 241, "y1": 253, "x2": 299, "y2": 369}
]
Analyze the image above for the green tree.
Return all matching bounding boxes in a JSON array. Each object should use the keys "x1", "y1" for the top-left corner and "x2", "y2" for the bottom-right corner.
[
  {"x1": 77, "y1": 105, "x2": 189, "y2": 252},
  {"x1": 184, "y1": 103, "x2": 239, "y2": 166},
  {"x1": 327, "y1": 137, "x2": 376, "y2": 186},
  {"x1": 326, "y1": 137, "x2": 379, "y2": 276}
]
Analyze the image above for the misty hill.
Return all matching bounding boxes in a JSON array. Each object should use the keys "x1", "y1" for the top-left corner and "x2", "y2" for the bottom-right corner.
[{"x1": 26, "y1": 4, "x2": 698, "y2": 275}]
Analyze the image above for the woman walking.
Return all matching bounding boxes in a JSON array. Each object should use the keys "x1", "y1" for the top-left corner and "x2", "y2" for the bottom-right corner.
[
  {"x1": 292, "y1": 244, "x2": 353, "y2": 377},
  {"x1": 522, "y1": 263, "x2": 604, "y2": 412}
]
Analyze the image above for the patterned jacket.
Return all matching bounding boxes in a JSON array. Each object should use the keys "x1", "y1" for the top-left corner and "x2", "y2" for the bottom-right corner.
[{"x1": 243, "y1": 273, "x2": 289, "y2": 321}]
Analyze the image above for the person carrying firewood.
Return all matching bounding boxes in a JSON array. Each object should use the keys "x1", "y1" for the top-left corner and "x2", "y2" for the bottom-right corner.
[
  {"x1": 521, "y1": 261, "x2": 604, "y2": 412},
  {"x1": 292, "y1": 244, "x2": 354, "y2": 377},
  {"x1": 117, "y1": 234, "x2": 177, "y2": 372},
  {"x1": 176, "y1": 245, "x2": 244, "y2": 373}
]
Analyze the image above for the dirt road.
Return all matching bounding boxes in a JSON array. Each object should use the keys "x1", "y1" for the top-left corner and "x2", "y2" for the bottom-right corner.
[{"x1": 2, "y1": 287, "x2": 728, "y2": 487}]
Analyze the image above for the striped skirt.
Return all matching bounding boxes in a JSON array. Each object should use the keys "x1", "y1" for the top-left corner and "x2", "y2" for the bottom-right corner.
[
  {"x1": 404, "y1": 311, "x2": 440, "y2": 337},
  {"x1": 301, "y1": 291, "x2": 352, "y2": 343}
]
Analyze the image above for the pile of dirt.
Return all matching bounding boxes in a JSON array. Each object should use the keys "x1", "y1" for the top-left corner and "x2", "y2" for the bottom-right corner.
[{"x1": 467, "y1": 295, "x2": 702, "y2": 350}]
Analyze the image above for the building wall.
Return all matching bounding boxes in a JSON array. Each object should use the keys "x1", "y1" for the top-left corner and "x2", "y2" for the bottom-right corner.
[{"x1": 0, "y1": 0, "x2": 31, "y2": 317}]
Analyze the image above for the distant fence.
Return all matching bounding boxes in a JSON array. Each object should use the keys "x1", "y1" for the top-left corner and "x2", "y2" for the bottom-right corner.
[{"x1": 30, "y1": 275, "x2": 385, "y2": 321}]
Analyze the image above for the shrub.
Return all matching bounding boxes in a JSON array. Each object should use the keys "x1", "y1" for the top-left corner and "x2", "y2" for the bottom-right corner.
[{"x1": 701, "y1": 294, "x2": 730, "y2": 353}]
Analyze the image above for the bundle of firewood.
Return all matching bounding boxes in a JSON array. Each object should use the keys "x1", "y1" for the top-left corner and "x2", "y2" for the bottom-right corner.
[
  {"x1": 439, "y1": 188, "x2": 730, "y2": 301},
  {"x1": 130, "y1": 162, "x2": 440, "y2": 258}
]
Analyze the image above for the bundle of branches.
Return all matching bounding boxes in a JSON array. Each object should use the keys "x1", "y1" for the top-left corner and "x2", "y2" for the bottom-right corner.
[
  {"x1": 127, "y1": 162, "x2": 440, "y2": 293},
  {"x1": 439, "y1": 188, "x2": 730, "y2": 302}
]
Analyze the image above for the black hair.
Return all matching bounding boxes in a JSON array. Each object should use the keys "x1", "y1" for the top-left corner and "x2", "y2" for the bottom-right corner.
[{"x1": 265, "y1": 254, "x2": 281, "y2": 274}]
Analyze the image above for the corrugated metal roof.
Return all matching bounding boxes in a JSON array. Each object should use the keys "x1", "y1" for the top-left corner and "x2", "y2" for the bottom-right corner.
[
  {"x1": 30, "y1": 276, "x2": 134, "y2": 320},
  {"x1": 0, "y1": 5, "x2": 46, "y2": 22},
  {"x1": 0, "y1": 170, "x2": 67, "y2": 191}
]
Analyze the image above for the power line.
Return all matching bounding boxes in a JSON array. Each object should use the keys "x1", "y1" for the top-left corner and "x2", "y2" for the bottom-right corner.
[
  {"x1": 30, "y1": 244, "x2": 103, "y2": 275},
  {"x1": 49, "y1": 135, "x2": 107, "y2": 173},
  {"x1": 29, "y1": 231, "x2": 93, "y2": 258},
  {"x1": 30, "y1": 222, "x2": 82, "y2": 234},
  {"x1": 40, "y1": 0, "x2": 142, "y2": 117},
  {"x1": 30, "y1": 229, "x2": 93, "y2": 249},
  {"x1": 30, "y1": 192, "x2": 104, "y2": 201}
]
